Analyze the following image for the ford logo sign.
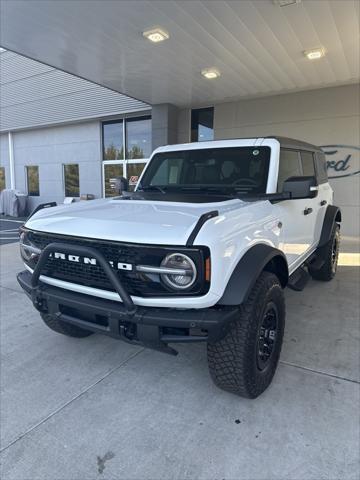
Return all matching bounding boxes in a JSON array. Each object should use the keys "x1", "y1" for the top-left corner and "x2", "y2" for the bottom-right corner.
[{"x1": 320, "y1": 145, "x2": 360, "y2": 179}]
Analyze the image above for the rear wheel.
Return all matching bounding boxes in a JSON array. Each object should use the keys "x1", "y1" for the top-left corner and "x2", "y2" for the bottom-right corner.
[
  {"x1": 40, "y1": 313, "x2": 93, "y2": 338},
  {"x1": 309, "y1": 224, "x2": 340, "y2": 281},
  {"x1": 207, "y1": 272, "x2": 285, "y2": 399}
]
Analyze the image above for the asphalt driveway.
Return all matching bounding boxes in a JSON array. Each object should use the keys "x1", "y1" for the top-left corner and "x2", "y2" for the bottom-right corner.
[
  {"x1": 0, "y1": 242, "x2": 359, "y2": 480},
  {"x1": 0, "y1": 217, "x2": 24, "y2": 245}
]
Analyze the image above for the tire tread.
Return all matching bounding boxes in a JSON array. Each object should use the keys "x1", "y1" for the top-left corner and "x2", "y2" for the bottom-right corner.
[{"x1": 207, "y1": 272, "x2": 285, "y2": 399}]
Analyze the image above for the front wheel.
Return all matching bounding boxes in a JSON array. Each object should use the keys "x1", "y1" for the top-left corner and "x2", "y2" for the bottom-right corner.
[{"x1": 207, "y1": 272, "x2": 285, "y2": 399}]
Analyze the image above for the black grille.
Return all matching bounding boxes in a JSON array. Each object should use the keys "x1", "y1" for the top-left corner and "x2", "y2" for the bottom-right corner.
[{"x1": 26, "y1": 231, "x2": 209, "y2": 297}]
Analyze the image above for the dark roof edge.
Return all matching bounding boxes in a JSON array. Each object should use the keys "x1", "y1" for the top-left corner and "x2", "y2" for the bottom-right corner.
[{"x1": 267, "y1": 136, "x2": 321, "y2": 152}]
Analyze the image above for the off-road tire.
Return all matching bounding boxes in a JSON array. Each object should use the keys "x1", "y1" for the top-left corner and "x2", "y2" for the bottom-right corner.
[
  {"x1": 309, "y1": 224, "x2": 340, "y2": 281},
  {"x1": 207, "y1": 272, "x2": 285, "y2": 399},
  {"x1": 40, "y1": 313, "x2": 94, "y2": 338}
]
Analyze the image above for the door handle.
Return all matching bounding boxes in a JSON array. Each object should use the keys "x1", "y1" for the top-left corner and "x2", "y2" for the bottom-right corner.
[
  {"x1": 304, "y1": 207, "x2": 313, "y2": 215},
  {"x1": 320, "y1": 200, "x2": 327, "y2": 206}
]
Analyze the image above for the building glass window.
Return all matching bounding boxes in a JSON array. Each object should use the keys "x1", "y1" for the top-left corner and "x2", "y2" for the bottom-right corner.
[
  {"x1": 0, "y1": 167, "x2": 5, "y2": 192},
  {"x1": 103, "y1": 120, "x2": 124, "y2": 160},
  {"x1": 126, "y1": 117, "x2": 151, "y2": 159},
  {"x1": 63, "y1": 164, "x2": 79, "y2": 197},
  {"x1": 26, "y1": 166, "x2": 39, "y2": 196},
  {"x1": 102, "y1": 116, "x2": 151, "y2": 197},
  {"x1": 103, "y1": 163, "x2": 124, "y2": 197},
  {"x1": 127, "y1": 162, "x2": 147, "y2": 190},
  {"x1": 191, "y1": 107, "x2": 214, "y2": 142}
]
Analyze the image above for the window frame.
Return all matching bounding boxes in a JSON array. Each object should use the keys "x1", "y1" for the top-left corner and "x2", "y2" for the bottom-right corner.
[
  {"x1": 102, "y1": 115, "x2": 152, "y2": 162},
  {"x1": 102, "y1": 118, "x2": 125, "y2": 161},
  {"x1": 25, "y1": 165, "x2": 40, "y2": 197},
  {"x1": 140, "y1": 146, "x2": 271, "y2": 196},
  {"x1": 125, "y1": 115, "x2": 152, "y2": 160},
  {"x1": 102, "y1": 160, "x2": 126, "y2": 198},
  {"x1": 63, "y1": 163, "x2": 80, "y2": 198},
  {"x1": 101, "y1": 115, "x2": 151, "y2": 197},
  {"x1": 278, "y1": 148, "x2": 321, "y2": 193}
]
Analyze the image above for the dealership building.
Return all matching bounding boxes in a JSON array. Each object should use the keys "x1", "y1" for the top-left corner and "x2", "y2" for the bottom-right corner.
[{"x1": 0, "y1": 1, "x2": 359, "y2": 238}]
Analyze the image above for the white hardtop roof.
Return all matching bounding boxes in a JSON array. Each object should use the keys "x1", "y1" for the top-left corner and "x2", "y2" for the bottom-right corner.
[{"x1": 153, "y1": 138, "x2": 279, "y2": 154}]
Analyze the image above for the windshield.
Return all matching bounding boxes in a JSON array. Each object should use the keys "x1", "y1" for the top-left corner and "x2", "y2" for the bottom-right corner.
[{"x1": 138, "y1": 146, "x2": 270, "y2": 196}]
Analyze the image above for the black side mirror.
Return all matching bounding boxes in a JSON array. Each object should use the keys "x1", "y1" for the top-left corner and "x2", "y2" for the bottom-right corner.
[
  {"x1": 283, "y1": 176, "x2": 318, "y2": 199},
  {"x1": 109, "y1": 176, "x2": 129, "y2": 195}
]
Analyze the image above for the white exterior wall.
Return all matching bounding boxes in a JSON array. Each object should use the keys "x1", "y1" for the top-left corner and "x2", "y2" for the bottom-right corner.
[
  {"x1": 178, "y1": 84, "x2": 360, "y2": 237},
  {"x1": 1, "y1": 121, "x2": 102, "y2": 211},
  {"x1": 0, "y1": 134, "x2": 10, "y2": 188}
]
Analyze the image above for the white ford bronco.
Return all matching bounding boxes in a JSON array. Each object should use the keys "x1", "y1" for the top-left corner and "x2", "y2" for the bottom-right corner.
[{"x1": 18, "y1": 137, "x2": 341, "y2": 398}]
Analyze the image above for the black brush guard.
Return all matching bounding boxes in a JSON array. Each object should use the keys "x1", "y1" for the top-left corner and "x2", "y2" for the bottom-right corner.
[{"x1": 18, "y1": 242, "x2": 238, "y2": 355}]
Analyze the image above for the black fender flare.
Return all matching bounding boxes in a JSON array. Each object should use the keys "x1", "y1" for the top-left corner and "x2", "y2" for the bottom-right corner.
[
  {"x1": 318, "y1": 205, "x2": 342, "y2": 248},
  {"x1": 218, "y1": 244, "x2": 289, "y2": 306}
]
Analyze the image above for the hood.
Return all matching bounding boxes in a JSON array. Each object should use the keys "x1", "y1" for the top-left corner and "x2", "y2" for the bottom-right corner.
[{"x1": 25, "y1": 198, "x2": 245, "y2": 245}]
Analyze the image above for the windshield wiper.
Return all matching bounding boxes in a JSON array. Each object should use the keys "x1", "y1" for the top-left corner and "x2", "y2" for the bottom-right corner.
[
  {"x1": 138, "y1": 185, "x2": 166, "y2": 194},
  {"x1": 177, "y1": 186, "x2": 234, "y2": 196}
]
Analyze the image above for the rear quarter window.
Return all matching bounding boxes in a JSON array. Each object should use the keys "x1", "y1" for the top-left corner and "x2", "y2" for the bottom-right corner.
[
  {"x1": 300, "y1": 151, "x2": 316, "y2": 177},
  {"x1": 315, "y1": 152, "x2": 328, "y2": 184}
]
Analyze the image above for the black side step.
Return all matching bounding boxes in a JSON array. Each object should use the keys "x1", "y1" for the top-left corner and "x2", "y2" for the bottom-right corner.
[
  {"x1": 288, "y1": 267, "x2": 310, "y2": 292},
  {"x1": 306, "y1": 253, "x2": 325, "y2": 271}
]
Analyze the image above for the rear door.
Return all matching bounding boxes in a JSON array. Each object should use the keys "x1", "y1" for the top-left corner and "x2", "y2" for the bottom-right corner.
[
  {"x1": 299, "y1": 151, "x2": 319, "y2": 250},
  {"x1": 313, "y1": 151, "x2": 333, "y2": 243}
]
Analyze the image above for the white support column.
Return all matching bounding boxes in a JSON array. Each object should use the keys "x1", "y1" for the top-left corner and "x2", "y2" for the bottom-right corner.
[{"x1": 8, "y1": 131, "x2": 15, "y2": 189}]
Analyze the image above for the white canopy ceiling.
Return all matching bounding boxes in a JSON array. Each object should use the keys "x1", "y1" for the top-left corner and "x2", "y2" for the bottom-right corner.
[{"x1": 1, "y1": 0, "x2": 359, "y2": 107}]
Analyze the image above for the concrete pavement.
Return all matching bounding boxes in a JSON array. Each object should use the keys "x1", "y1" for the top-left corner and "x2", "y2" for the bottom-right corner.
[{"x1": 0, "y1": 242, "x2": 359, "y2": 480}]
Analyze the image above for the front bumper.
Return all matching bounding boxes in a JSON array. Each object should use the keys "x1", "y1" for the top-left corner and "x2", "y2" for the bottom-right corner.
[{"x1": 17, "y1": 270, "x2": 238, "y2": 355}]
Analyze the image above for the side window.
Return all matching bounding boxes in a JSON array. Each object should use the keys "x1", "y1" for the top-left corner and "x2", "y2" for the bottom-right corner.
[
  {"x1": 26, "y1": 166, "x2": 40, "y2": 196},
  {"x1": 63, "y1": 164, "x2": 80, "y2": 197},
  {"x1": 300, "y1": 151, "x2": 316, "y2": 177},
  {"x1": 315, "y1": 152, "x2": 328, "y2": 184},
  {"x1": 277, "y1": 149, "x2": 301, "y2": 192},
  {"x1": 0, "y1": 167, "x2": 5, "y2": 192}
]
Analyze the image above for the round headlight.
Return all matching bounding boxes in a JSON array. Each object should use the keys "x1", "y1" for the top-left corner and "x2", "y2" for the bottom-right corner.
[
  {"x1": 19, "y1": 231, "x2": 41, "y2": 264},
  {"x1": 160, "y1": 253, "x2": 197, "y2": 290}
]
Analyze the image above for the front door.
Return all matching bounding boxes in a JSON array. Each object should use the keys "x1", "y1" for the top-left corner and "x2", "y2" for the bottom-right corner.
[{"x1": 275, "y1": 149, "x2": 318, "y2": 271}]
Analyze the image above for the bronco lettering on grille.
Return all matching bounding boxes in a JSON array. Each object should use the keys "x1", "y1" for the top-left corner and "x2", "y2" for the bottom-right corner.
[{"x1": 51, "y1": 252, "x2": 133, "y2": 271}]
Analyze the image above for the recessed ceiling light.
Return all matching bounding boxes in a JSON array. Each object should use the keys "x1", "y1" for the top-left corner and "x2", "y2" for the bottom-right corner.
[
  {"x1": 273, "y1": 0, "x2": 301, "y2": 6},
  {"x1": 0, "y1": 47, "x2": 6, "y2": 53},
  {"x1": 143, "y1": 27, "x2": 169, "y2": 43},
  {"x1": 304, "y1": 47, "x2": 326, "y2": 60},
  {"x1": 201, "y1": 68, "x2": 221, "y2": 79}
]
